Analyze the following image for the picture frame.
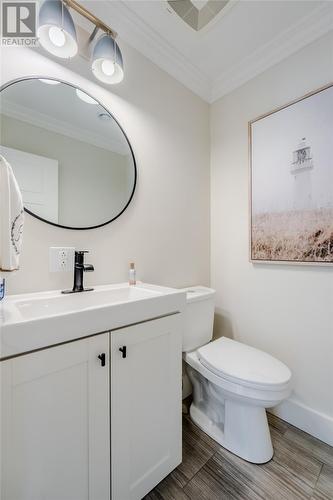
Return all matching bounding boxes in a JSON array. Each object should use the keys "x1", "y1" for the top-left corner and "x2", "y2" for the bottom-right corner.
[{"x1": 249, "y1": 82, "x2": 333, "y2": 265}]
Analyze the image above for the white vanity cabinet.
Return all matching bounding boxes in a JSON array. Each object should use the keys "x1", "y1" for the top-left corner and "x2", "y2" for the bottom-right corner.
[
  {"x1": 110, "y1": 314, "x2": 182, "y2": 500},
  {"x1": 0, "y1": 310, "x2": 183, "y2": 500},
  {"x1": 0, "y1": 333, "x2": 110, "y2": 500}
]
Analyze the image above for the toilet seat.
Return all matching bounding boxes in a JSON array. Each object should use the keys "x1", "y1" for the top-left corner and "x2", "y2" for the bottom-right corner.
[
  {"x1": 185, "y1": 349, "x2": 291, "y2": 405},
  {"x1": 197, "y1": 337, "x2": 291, "y2": 392}
]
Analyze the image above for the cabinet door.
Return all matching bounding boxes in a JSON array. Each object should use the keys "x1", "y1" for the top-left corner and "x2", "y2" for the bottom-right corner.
[
  {"x1": 0, "y1": 333, "x2": 110, "y2": 500},
  {"x1": 111, "y1": 314, "x2": 182, "y2": 500}
]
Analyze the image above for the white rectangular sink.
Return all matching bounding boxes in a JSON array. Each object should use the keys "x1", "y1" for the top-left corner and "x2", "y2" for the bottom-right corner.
[
  {"x1": 0, "y1": 283, "x2": 186, "y2": 359},
  {"x1": 14, "y1": 286, "x2": 161, "y2": 320}
]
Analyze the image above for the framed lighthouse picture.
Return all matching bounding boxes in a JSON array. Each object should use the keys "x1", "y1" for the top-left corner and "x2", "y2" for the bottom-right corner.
[{"x1": 249, "y1": 83, "x2": 333, "y2": 265}]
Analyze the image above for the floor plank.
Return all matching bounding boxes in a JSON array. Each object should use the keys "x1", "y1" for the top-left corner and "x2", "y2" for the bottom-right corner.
[
  {"x1": 267, "y1": 412, "x2": 291, "y2": 435},
  {"x1": 214, "y1": 445, "x2": 313, "y2": 499},
  {"x1": 144, "y1": 414, "x2": 333, "y2": 500},
  {"x1": 184, "y1": 449, "x2": 313, "y2": 499},
  {"x1": 171, "y1": 415, "x2": 218, "y2": 488},
  {"x1": 145, "y1": 474, "x2": 190, "y2": 500},
  {"x1": 311, "y1": 465, "x2": 333, "y2": 500},
  {"x1": 284, "y1": 427, "x2": 333, "y2": 468},
  {"x1": 183, "y1": 452, "x2": 264, "y2": 500},
  {"x1": 271, "y1": 427, "x2": 323, "y2": 488}
]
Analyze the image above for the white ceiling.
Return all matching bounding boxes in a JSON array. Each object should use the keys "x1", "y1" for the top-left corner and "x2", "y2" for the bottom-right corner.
[{"x1": 82, "y1": 0, "x2": 333, "y2": 102}]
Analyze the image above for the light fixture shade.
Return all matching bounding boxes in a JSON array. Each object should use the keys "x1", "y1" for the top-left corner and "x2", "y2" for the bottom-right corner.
[
  {"x1": 92, "y1": 34, "x2": 124, "y2": 84},
  {"x1": 38, "y1": 0, "x2": 78, "y2": 58}
]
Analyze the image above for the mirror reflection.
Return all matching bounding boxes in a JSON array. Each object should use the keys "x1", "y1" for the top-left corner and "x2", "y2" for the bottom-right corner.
[{"x1": 0, "y1": 78, "x2": 136, "y2": 229}]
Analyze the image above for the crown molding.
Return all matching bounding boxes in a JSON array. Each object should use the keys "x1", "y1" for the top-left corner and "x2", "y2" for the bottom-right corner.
[
  {"x1": 2, "y1": 100, "x2": 128, "y2": 155},
  {"x1": 98, "y1": 1, "x2": 212, "y2": 101},
  {"x1": 211, "y1": 2, "x2": 333, "y2": 102},
  {"x1": 97, "y1": 1, "x2": 332, "y2": 104}
]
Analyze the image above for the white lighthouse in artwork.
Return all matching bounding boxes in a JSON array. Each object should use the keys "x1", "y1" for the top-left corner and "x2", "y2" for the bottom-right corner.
[{"x1": 291, "y1": 137, "x2": 314, "y2": 210}]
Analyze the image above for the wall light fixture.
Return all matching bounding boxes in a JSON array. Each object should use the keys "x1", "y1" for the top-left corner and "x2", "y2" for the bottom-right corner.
[{"x1": 38, "y1": 0, "x2": 124, "y2": 84}]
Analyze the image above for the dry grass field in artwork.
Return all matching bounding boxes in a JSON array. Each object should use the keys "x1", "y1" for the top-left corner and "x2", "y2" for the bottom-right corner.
[{"x1": 252, "y1": 208, "x2": 333, "y2": 262}]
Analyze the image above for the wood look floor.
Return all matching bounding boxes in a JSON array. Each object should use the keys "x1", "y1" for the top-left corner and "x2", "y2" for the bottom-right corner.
[{"x1": 144, "y1": 410, "x2": 333, "y2": 500}]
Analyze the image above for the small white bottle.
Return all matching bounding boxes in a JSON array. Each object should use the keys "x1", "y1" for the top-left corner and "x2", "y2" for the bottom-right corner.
[{"x1": 129, "y1": 262, "x2": 136, "y2": 286}]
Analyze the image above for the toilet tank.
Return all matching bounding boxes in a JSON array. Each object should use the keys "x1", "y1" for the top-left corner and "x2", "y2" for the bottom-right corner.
[{"x1": 181, "y1": 286, "x2": 215, "y2": 352}]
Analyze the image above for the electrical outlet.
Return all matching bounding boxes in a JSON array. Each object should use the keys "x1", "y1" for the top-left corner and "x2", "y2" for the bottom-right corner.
[{"x1": 49, "y1": 247, "x2": 75, "y2": 273}]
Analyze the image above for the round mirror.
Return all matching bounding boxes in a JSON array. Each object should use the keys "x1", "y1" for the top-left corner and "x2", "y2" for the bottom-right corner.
[{"x1": 0, "y1": 77, "x2": 136, "y2": 229}]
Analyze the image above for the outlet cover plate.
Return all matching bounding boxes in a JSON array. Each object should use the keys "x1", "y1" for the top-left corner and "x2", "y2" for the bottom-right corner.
[{"x1": 49, "y1": 247, "x2": 75, "y2": 273}]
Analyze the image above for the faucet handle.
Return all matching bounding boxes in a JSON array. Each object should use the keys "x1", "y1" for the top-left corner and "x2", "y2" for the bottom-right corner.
[
  {"x1": 75, "y1": 250, "x2": 89, "y2": 261},
  {"x1": 83, "y1": 264, "x2": 94, "y2": 272}
]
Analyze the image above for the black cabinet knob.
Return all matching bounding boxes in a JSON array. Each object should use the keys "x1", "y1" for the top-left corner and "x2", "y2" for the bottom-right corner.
[
  {"x1": 98, "y1": 353, "x2": 106, "y2": 366},
  {"x1": 119, "y1": 346, "x2": 127, "y2": 359}
]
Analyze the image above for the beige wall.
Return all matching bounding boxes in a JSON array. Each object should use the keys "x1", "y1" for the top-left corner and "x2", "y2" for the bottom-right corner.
[
  {"x1": 0, "y1": 43, "x2": 210, "y2": 294},
  {"x1": 210, "y1": 32, "x2": 333, "y2": 444}
]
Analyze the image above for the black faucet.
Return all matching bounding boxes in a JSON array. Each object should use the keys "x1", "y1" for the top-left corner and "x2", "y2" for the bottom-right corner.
[{"x1": 62, "y1": 251, "x2": 94, "y2": 294}]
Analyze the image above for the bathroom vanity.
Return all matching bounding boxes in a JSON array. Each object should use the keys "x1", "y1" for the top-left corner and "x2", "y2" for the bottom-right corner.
[{"x1": 0, "y1": 283, "x2": 186, "y2": 500}]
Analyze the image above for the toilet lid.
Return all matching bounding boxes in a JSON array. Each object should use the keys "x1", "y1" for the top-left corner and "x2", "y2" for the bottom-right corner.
[{"x1": 197, "y1": 337, "x2": 291, "y2": 389}]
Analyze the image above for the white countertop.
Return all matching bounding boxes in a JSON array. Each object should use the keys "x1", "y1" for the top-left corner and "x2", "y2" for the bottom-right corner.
[{"x1": 0, "y1": 283, "x2": 186, "y2": 360}]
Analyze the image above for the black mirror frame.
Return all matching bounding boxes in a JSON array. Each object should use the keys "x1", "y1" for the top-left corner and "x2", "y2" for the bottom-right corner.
[{"x1": 0, "y1": 76, "x2": 137, "y2": 230}]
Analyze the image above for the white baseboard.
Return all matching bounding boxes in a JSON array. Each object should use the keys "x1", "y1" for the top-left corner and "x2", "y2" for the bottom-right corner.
[{"x1": 270, "y1": 398, "x2": 333, "y2": 446}]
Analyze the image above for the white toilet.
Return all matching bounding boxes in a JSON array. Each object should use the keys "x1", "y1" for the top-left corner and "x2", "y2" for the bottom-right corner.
[{"x1": 182, "y1": 286, "x2": 292, "y2": 464}]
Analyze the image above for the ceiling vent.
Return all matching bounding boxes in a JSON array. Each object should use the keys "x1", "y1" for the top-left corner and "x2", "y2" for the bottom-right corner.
[{"x1": 167, "y1": 0, "x2": 230, "y2": 31}]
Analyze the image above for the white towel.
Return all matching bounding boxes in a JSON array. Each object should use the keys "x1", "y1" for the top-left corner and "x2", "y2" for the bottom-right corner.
[{"x1": 0, "y1": 154, "x2": 24, "y2": 271}]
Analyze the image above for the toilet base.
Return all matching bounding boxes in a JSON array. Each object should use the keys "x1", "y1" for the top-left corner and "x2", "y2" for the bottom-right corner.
[
  {"x1": 190, "y1": 400, "x2": 273, "y2": 464},
  {"x1": 186, "y1": 362, "x2": 274, "y2": 464}
]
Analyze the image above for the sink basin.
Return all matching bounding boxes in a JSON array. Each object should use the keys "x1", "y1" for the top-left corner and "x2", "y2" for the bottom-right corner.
[
  {"x1": 0, "y1": 283, "x2": 186, "y2": 359},
  {"x1": 14, "y1": 285, "x2": 162, "y2": 320}
]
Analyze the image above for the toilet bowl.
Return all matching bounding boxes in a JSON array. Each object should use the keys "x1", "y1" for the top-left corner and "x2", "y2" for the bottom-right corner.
[{"x1": 181, "y1": 286, "x2": 292, "y2": 464}]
